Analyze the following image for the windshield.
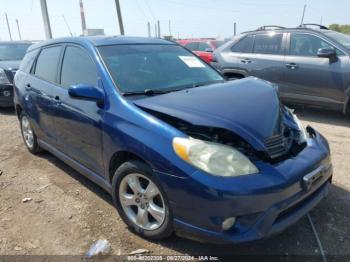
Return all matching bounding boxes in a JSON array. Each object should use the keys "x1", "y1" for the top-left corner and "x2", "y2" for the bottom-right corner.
[
  {"x1": 98, "y1": 44, "x2": 223, "y2": 94},
  {"x1": 324, "y1": 31, "x2": 350, "y2": 49},
  {"x1": 0, "y1": 44, "x2": 31, "y2": 61}
]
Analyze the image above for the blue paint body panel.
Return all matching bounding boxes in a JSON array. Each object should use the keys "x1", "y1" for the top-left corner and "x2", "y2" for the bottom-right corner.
[{"x1": 13, "y1": 36, "x2": 332, "y2": 244}]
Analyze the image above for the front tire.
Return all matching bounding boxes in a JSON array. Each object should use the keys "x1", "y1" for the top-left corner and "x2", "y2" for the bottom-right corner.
[
  {"x1": 20, "y1": 112, "x2": 41, "y2": 154},
  {"x1": 112, "y1": 161, "x2": 173, "y2": 240}
]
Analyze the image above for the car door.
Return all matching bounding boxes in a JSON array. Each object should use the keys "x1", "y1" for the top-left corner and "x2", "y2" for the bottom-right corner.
[
  {"x1": 218, "y1": 35, "x2": 255, "y2": 78},
  {"x1": 53, "y1": 44, "x2": 104, "y2": 175},
  {"x1": 282, "y1": 32, "x2": 349, "y2": 107},
  {"x1": 244, "y1": 32, "x2": 286, "y2": 86},
  {"x1": 26, "y1": 45, "x2": 63, "y2": 144}
]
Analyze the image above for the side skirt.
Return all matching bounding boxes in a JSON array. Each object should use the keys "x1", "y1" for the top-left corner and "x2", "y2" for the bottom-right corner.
[{"x1": 38, "y1": 139, "x2": 112, "y2": 195}]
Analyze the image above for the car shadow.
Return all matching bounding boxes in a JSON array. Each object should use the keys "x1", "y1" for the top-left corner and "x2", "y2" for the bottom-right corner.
[
  {"x1": 0, "y1": 107, "x2": 16, "y2": 116},
  {"x1": 36, "y1": 151, "x2": 113, "y2": 206},
  {"x1": 290, "y1": 106, "x2": 350, "y2": 128},
  {"x1": 35, "y1": 150, "x2": 350, "y2": 258}
]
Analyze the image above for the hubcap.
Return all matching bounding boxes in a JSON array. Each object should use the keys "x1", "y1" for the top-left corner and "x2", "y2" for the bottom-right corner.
[
  {"x1": 119, "y1": 173, "x2": 166, "y2": 230},
  {"x1": 21, "y1": 116, "x2": 34, "y2": 149}
]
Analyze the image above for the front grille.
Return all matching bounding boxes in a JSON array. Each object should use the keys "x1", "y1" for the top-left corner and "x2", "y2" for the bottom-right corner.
[{"x1": 264, "y1": 134, "x2": 287, "y2": 158}]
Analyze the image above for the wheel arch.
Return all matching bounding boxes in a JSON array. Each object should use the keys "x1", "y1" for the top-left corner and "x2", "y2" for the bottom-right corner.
[
  {"x1": 15, "y1": 104, "x2": 22, "y2": 120},
  {"x1": 221, "y1": 68, "x2": 248, "y2": 80},
  {"x1": 108, "y1": 150, "x2": 150, "y2": 183},
  {"x1": 343, "y1": 85, "x2": 350, "y2": 114}
]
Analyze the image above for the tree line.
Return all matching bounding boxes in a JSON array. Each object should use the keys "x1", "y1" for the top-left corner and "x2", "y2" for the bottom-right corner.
[{"x1": 329, "y1": 24, "x2": 350, "y2": 34}]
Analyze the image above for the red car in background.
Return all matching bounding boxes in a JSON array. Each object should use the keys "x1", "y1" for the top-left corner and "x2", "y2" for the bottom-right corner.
[{"x1": 177, "y1": 39, "x2": 225, "y2": 63}]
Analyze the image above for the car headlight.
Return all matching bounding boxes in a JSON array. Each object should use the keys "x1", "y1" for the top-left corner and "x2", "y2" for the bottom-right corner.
[
  {"x1": 173, "y1": 137, "x2": 259, "y2": 177},
  {"x1": 0, "y1": 68, "x2": 10, "y2": 85}
]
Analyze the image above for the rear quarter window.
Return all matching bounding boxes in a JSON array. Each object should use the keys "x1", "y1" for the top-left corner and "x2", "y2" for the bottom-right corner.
[
  {"x1": 231, "y1": 35, "x2": 254, "y2": 53},
  {"x1": 19, "y1": 49, "x2": 39, "y2": 73}
]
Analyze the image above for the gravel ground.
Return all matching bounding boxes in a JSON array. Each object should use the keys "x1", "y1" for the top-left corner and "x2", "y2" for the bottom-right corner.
[{"x1": 0, "y1": 107, "x2": 349, "y2": 261}]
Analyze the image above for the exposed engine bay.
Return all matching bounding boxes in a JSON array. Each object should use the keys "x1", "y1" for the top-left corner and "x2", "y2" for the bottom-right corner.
[{"x1": 141, "y1": 107, "x2": 307, "y2": 164}]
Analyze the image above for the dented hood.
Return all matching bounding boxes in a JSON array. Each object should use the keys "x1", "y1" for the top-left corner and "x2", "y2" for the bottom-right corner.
[{"x1": 134, "y1": 77, "x2": 283, "y2": 151}]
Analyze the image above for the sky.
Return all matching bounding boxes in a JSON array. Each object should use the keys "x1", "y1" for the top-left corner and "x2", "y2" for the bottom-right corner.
[{"x1": 0, "y1": 0, "x2": 349, "y2": 41}]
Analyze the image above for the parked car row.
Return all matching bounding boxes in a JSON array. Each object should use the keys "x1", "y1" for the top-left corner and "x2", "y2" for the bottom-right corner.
[
  {"x1": 212, "y1": 24, "x2": 350, "y2": 113},
  {"x1": 177, "y1": 38, "x2": 225, "y2": 63},
  {"x1": 12, "y1": 34, "x2": 332, "y2": 244},
  {"x1": 0, "y1": 41, "x2": 32, "y2": 107}
]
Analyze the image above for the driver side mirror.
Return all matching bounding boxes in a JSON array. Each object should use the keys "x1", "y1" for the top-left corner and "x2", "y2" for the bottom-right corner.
[
  {"x1": 68, "y1": 84, "x2": 104, "y2": 105},
  {"x1": 317, "y1": 47, "x2": 337, "y2": 62},
  {"x1": 205, "y1": 47, "x2": 213, "y2": 52}
]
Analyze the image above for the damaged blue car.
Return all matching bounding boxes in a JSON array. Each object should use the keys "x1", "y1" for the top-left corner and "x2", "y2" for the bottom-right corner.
[{"x1": 14, "y1": 36, "x2": 332, "y2": 244}]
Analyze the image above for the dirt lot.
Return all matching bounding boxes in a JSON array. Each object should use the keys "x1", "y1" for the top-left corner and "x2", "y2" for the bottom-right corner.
[{"x1": 0, "y1": 107, "x2": 350, "y2": 260}]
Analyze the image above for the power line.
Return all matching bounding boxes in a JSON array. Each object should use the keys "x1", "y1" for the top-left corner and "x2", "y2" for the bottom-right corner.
[{"x1": 143, "y1": 0, "x2": 156, "y2": 22}]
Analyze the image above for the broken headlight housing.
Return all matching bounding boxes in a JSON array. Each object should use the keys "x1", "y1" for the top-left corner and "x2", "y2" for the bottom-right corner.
[{"x1": 173, "y1": 137, "x2": 259, "y2": 177}]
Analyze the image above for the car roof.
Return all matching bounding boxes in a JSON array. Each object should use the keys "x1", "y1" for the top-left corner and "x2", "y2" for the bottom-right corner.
[
  {"x1": 28, "y1": 36, "x2": 175, "y2": 51},
  {"x1": 243, "y1": 27, "x2": 329, "y2": 36}
]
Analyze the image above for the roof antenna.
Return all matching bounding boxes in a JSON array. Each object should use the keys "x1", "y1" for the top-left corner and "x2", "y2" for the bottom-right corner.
[{"x1": 300, "y1": 4, "x2": 307, "y2": 25}]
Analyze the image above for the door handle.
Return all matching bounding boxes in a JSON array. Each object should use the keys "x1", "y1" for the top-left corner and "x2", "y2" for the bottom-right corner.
[
  {"x1": 53, "y1": 96, "x2": 62, "y2": 105},
  {"x1": 241, "y1": 58, "x2": 252, "y2": 64},
  {"x1": 285, "y1": 63, "x2": 298, "y2": 70}
]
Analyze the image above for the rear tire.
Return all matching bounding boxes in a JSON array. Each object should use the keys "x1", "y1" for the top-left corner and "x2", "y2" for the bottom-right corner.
[
  {"x1": 20, "y1": 112, "x2": 41, "y2": 154},
  {"x1": 112, "y1": 160, "x2": 173, "y2": 240}
]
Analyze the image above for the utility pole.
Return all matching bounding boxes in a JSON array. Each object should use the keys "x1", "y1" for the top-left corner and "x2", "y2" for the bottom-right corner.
[
  {"x1": 79, "y1": 0, "x2": 87, "y2": 35},
  {"x1": 154, "y1": 23, "x2": 157, "y2": 37},
  {"x1": 168, "y1": 20, "x2": 172, "y2": 37},
  {"x1": 300, "y1": 4, "x2": 306, "y2": 25},
  {"x1": 234, "y1": 22, "x2": 237, "y2": 36},
  {"x1": 40, "y1": 0, "x2": 52, "y2": 39},
  {"x1": 147, "y1": 22, "x2": 151, "y2": 37},
  {"x1": 4, "y1": 13, "x2": 12, "y2": 41},
  {"x1": 157, "y1": 20, "x2": 161, "y2": 38},
  {"x1": 62, "y1": 15, "x2": 73, "y2": 36},
  {"x1": 114, "y1": 0, "x2": 125, "y2": 35},
  {"x1": 15, "y1": 19, "x2": 21, "y2": 40}
]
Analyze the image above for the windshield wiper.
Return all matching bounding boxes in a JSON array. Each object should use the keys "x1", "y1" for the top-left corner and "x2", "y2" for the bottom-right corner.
[
  {"x1": 122, "y1": 89, "x2": 177, "y2": 96},
  {"x1": 174, "y1": 80, "x2": 225, "y2": 91}
]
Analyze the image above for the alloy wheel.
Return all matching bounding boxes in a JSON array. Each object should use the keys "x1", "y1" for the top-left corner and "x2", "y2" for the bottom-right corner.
[
  {"x1": 21, "y1": 116, "x2": 34, "y2": 149},
  {"x1": 119, "y1": 173, "x2": 166, "y2": 230}
]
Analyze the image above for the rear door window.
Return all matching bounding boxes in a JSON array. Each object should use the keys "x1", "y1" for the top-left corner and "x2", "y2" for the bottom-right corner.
[
  {"x1": 253, "y1": 33, "x2": 283, "y2": 55},
  {"x1": 60, "y1": 46, "x2": 98, "y2": 87},
  {"x1": 34, "y1": 46, "x2": 62, "y2": 83},
  {"x1": 231, "y1": 35, "x2": 254, "y2": 53},
  {"x1": 19, "y1": 49, "x2": 39, "y2": 73}
]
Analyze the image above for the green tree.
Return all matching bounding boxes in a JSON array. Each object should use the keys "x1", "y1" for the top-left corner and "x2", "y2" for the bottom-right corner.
[{"x1": 329, "y1": 24, "x2": 350, "y2": 34}]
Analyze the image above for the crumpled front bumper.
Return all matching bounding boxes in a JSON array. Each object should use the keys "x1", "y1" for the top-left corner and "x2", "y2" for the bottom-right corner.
[{"x1": 160, "y1": 128, "x2": 332, "y2": 244}]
